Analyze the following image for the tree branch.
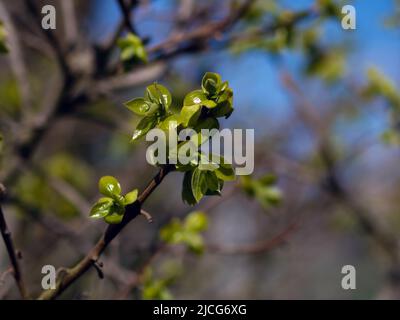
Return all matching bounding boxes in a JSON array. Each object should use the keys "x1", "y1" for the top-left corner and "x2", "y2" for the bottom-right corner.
[
  {"x1": 38, "y1": 165, "x2": 174, "y2": 300},
  {"x1": 0, "y1": 184, "x2": 28, "y2": 299},
  {"x1": 117, "y1": 0, "x2": 138, "y2": 35}
]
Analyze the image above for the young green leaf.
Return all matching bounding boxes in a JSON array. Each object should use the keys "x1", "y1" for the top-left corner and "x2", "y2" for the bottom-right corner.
[
  {"x1": 182, "y1": 171, "x2": 196, "y2": 205},
  {"x1": 99, "y1": 176, "x2": 122, "y2": 197},
  {"x1": 146, "y1": 84, "x2": 172, "y2": 110},
  {"x1": 132, "y1": 115, "x2": 159, "y2": 142},
  {"x1": 191, "y1": 168, "x2": 208, "y2": 203},
  {"x1": 104, "y1": 211, "x2": 124, "y2": 224},
  {"x1": 183, "y1": 90, "x2": 208, "y2": 106},
  {"x1": 124, "y1": 98, "x2": 157, "y2": 116},
  {"x1": 183, "y1": 232, "x2": 204, "y2": 254},
  {"x1": 184, "y1": 211, "x2": 208, "y2": 232},
  {"x1": 90, "y1": 197, "x2": 114, "y2": 218},
  {"x1": 215, "y1": 158, "x2": 236, "y2": 181},
  {"x1": 202, "y1": 72, "x2": 222, "y2": 95},
  {"x1": 124, "y1": 189, "x2": 138, "y2": 205},
  {"x1": 180, "y1": 104, "x2": 201, "y2": 127},
  {"x1": 117, "y1": 33, "x2": 148, "y2": 64}
]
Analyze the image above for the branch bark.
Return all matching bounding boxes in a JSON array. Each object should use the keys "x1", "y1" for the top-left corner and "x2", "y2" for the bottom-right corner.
[{"x1": 0, "y1": 184, "x2": 28, "y2": 299}]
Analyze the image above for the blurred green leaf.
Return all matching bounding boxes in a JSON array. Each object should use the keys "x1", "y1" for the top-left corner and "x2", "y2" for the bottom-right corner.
[
  {"x1": 184, "y1": 211, "x2": 208, "y2": 232},
  {"x1": 0, "y1": 21, "x2": 8, "y2": 54},
  {"x1": 117, "y1": 33, "x2": 147, "y2": 65}
]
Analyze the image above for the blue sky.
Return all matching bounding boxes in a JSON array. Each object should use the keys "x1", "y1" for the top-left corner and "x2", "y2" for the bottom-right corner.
[{"x1": 88, "y1": 0, "x2": 400, "y2": 155}]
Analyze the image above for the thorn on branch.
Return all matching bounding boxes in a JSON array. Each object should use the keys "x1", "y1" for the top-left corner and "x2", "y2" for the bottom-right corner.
[
  {"x1": 92, "y1": 259, "x2": 104, "y2": 279},
  {"x1": 140, "y1": 209, "x2": 153, "y2": 223}
]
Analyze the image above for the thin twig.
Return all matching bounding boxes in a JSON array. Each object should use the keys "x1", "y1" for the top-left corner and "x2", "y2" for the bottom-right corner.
[{"x1": 0, "y1": 184, "x2": 28, "y2": 299}]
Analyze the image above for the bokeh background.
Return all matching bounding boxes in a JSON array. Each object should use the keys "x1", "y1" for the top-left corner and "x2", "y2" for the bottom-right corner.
[{"x1": 1, "y1": 0, "x2": 400, "y2": 299}]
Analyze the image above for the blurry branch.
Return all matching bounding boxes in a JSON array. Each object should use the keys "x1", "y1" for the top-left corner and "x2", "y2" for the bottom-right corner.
[
  {"x1": 0, "y1": 184, "x2": 28, "y2": 299},
  {"x1": 281, "y1": 71, "x2": 400, "y2": 265},
  {"x1": 38, "y1": 165, "x2": 174, "y2": 300},
  {"x1": 0, "y1": 1, "x2": 31, "y2": 116},
  {"x1": 96, "y1": 61, "x2": 167, "y2": 92},
  {"x1": 147, "y1": 0, "x2": 256, "y2": 58},
  {"x1": 25, "y1": 0, "x2": 70, "y2": 78},
  {"x1": 207, "y1": 219, "x2": 299, "y2": 255},
  {"x1": 60, "y1": 0, "x2": 79, "y2": 47},
  {"x1": 117, "y1": 0, "x2": 138, "y2": 35},
  {"x1": 227, "y1": 8, "x2": 316, "y2": 44}
]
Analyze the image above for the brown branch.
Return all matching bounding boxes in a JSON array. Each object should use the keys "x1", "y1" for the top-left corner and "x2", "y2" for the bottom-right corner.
[
  {"x1": 117, "y1": 0, "x2": 138, "y2": 35},
  {"x1": 147, "y1": 0, "x2": 256, "y2": 57},
  {"x1": 281, "y1": 71, "x2": 400, "y2": 265},
  {"x1": 0, "y1": 184, "x2": 28, "y2": 299},
  {"x1": 37, "y1": 165, "x2": 174, "y2": 300},
  {"x1": 61, "y1": 0, "x2": 79, "y2": 46},
  {"x1": 207, "y1": 219, "x2": 299, "y2": 255}
]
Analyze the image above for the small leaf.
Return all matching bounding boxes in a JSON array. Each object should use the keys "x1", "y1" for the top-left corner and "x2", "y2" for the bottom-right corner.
[
  {"x1": 124, "y1": 189, "x2": 138, "y2": 205},
  {"x1": 210, "y1": 100, "x2": 234, "y2": 119},
  {"x1": 182, "y1": 171, "x2": 196, "y2": 205},
  {"x1": 117, "y1": 33, "x2": 148, "y2": 63},
  {"x1": 90, "y1": 197, "x2": 113, "y2": 218},
  {"x1": 191, "y1": 168, "x2": 208, "y2": 203},
  {"x1": 184, "y1": 90, "x2": 208, "y2": 106},
  {"x1": 202, "y1": 72, "x2": 222, "y2": 95},
  {"x1": 124, "y1": 98, "x2": 157, "y2": 116},
  {"x1": 158, "y1": 114, "x2": 182, "y2": 132},
  {"x1": 184, "y1": 211, "x2": 208, "y2": 232},
  {"x1": 202, "y1": 100, "x2": 217, "y2": 108},
  {"x1": 99, "y1": 176, "x2": 121, "y2": 197},
  {"x1": 215, "y1": 158, "x2": 235, "y2": 181},
  {"x1": 183, "y1": 232, "x2": 204, "y2": 254},
  {"x1": 205, "y1": 171, "x2": 219, "y2": 191},
  {"x1": 180, "y1": 104, "x2": 201, "y2": 127},
  {"x1": 131, "y1": 115, "x2": 158, "y2": 142},
  {"x1": 104, "y1": 211, "x2": 124, "y2": 224},
  {"x1": 146, "y1": 83, "x2": 172, "y2": 110},
  {"x1": 160, "y1": 218, "x2": 183, "y2": 243}
]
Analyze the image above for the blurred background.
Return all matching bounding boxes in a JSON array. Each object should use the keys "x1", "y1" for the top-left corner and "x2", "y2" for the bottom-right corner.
[{"x1": 0, "y1": 0, "x2": 400, "y2": 299}]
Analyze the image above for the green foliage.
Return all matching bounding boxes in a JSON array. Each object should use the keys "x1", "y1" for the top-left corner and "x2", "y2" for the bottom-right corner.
[
  {"x1": 46, "y1": 153, "x2": 92, "y2": 191},
  {"x1": 160, "y1": 211, "x2": 208, "y2": 254},
  {"x1": 0, "y1": 21, "x2": 8, "y2": 54},
  {"x1": 317, "y1": 0, "x2": 342, "y2": 19},
  {"x1": 364, "y1": 68, "x2": 400, "y2": 111},
  {"x1": 125, "y1": 72, "x2": 237, "y2": 205},
  {"x1": 240, "y1": 174, "x2": 282, "y2": 210},
  {"x1": 117, "y1": 33, "x2": 147, "y2": 69},
  {"x1": 141, "y1": 261, "x2": 182, "y2": 300},
  {"x1": 0, "y1": 79, "x2": 21, "y2": 117},
  {"x1": 363, "y1": 68, "x2": 400, "y2": 145},
  {"x1": 125, "y1": 83, "x2": 172, "y2": 141},
  {"x1": 90, "y1": 176, "x2": 138, "y2": 224}
]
